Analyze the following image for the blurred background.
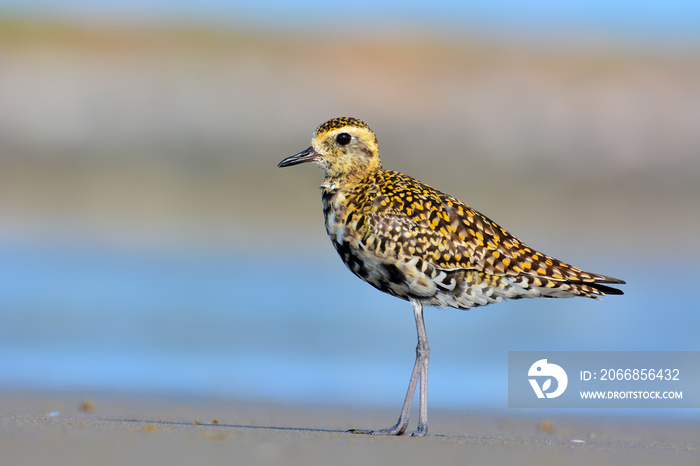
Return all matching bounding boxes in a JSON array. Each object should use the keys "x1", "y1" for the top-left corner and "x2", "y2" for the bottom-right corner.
[{"x1": 1, "y1": 1, "x2": 698, "y2": 420}]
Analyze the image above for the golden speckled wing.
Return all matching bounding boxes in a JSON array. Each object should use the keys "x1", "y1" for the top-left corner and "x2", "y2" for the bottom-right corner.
[{"x1": 361, "y1": 170, "x2": 622, "y2": 287}]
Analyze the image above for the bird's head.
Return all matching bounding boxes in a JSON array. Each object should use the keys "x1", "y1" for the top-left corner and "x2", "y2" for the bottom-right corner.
[{"x1": 278, "y1": 117, "x2": 382, "y2": 180}]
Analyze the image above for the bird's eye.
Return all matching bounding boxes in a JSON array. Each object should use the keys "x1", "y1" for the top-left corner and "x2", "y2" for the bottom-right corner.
[{"x1": 336, "y1": 133, "x2": 352, "y2": 145}]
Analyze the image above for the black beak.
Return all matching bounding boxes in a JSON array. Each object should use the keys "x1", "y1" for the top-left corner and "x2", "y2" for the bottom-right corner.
[{"x1": 277, "y1": 146, "x2": 318, "y2": 168}]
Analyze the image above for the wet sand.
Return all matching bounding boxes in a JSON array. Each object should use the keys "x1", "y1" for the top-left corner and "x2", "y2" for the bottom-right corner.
[{"x1": 1, "y1": 390, "x2": 697, "y2": 466}]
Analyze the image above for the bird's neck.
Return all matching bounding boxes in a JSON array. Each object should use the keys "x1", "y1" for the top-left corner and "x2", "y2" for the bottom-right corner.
[{"x1": 320, "y1": 167, "x2": 383, "y2": 194}]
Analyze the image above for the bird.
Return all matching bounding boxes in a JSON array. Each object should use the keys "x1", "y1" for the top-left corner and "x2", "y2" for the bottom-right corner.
[{"x1": 277, "y1": 117, "x2": 624, "y2": 437}]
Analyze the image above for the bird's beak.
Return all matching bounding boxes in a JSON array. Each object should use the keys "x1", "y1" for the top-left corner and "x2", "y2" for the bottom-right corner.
[{"x1": 277, "y1": 146, "x2": 318, "y2": 167}]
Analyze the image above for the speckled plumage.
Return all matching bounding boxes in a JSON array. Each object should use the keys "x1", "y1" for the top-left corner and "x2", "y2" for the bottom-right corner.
[
  {"x1": 282, "y1": 117, "x2": 623, "y2": 308},
  {"x1": 323, "y1": 166, "x2": 625, "y2": 307},
  {"x1": 278, "y1": 117, "x2": 624, "y2": 436}
]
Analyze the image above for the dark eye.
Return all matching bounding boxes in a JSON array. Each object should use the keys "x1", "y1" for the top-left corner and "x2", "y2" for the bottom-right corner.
[{"x1": 336, "y1": 132, "x2": 351, "y2": 145}]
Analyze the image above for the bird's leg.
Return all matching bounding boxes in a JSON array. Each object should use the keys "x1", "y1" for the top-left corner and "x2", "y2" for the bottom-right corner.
[
  {"x1": 412, "y1": 299, "x2": 430, "y2": 437},
  {"x1": 349, "y1": 299, "x2": 430, "y2": 436}
]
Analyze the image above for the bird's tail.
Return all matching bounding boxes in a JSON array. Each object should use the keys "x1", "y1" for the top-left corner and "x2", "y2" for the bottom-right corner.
[{"x1": 566, "y1": 274, "x2": 626, "y2": 299}]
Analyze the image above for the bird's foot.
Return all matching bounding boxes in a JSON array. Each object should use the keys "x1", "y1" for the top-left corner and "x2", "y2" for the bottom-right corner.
[
  {"x1": 348, "y1": 423, "x2": 428, "y2": 436},
  {"x1": 347, "y1": 425, "x2": 406, "y2": 436},
  {"x1": 410, "y1": 423, "x2": 428, "y2": 437}
]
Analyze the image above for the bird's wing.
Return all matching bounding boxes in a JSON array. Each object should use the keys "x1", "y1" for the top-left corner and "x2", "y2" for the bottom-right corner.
[{"x1": 366, "y1": 171, "x2": 623, "y2": 286}]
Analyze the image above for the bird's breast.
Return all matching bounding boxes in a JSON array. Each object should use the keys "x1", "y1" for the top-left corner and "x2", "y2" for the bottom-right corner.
[
  {"x1": 322, "y1": 188, "x2": 436, "y2": 302},
  {"x1": 323, "y1": 191, "x2": 348, "y2": 247}
]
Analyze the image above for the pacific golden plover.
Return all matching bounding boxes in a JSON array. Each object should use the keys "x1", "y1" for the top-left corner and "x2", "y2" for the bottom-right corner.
[{"x1": 278, "y1": 117, "x2": 624, "y2": 436}]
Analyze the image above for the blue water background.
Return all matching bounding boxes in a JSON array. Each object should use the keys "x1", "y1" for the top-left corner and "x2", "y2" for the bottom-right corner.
[{"x1": 1, "y1": 243, "x2": 698, "y2": 420}]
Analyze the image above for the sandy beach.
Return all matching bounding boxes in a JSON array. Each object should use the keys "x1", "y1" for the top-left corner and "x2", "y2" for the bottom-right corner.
[{"x1": 1, "y1": 390, "x2": 697, "y2": 466}]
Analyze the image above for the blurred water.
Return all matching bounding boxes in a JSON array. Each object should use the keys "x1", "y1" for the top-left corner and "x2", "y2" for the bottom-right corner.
[{"x1": 1, "y1": 242, "x2": 698, "y2": 420}]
